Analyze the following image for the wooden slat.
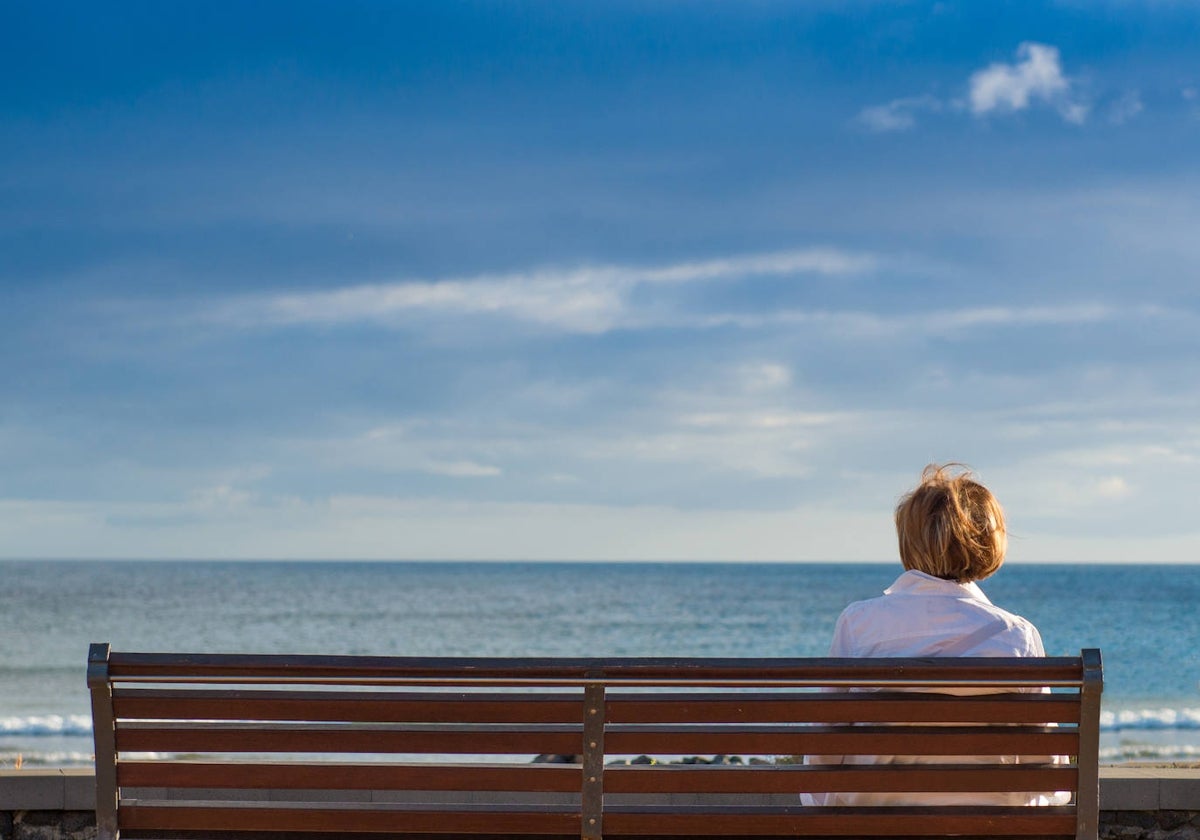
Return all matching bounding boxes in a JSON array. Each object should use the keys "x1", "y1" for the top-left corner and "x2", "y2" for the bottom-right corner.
[
  {"x1": 121, "y1": 834, "x2": 579, "y2": 840},
  {"x1": 604, "y1": 764, "x2": 1077, "y2": 794},
  {"x1": 106, "y1": 652, "x2": 1085, "y2": 686},
  {"x1": 607, "y1": 692, "x2": 1081, "y2": 725},
  {"x1": 119, "y1": 801, "x2": 580, "y2": 835},
  {"x1": 603, "y1": 805, "x2": 1077, "y2": 836},
  {"x1": 115, "y1": 722, "x2": 581, "y2": 754},
  {"x1": 119, "y1": 835, "x2": 1064, "y2": 840},
  {"x1": 605, "y1": 724, "x2": 1077, "y2": 756},
  {"x1": 113, "y1": 688, "x2": 584, "y2": 723},
  {"x1": 117, "y1": 760, "x2": 581, "y2": 792}
]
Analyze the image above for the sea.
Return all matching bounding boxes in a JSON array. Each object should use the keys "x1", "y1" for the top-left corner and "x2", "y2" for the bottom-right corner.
[{"x1": 0, "y1": 560, "x2": 1197, "y2": 768}]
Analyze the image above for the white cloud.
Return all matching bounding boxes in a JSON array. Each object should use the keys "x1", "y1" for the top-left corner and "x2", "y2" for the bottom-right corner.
[
  {"x1": 210, "y1": 248, "x2": 875, "y2": 335},
  {"x1": 968, "y1": 42, "x2": 1086, "y2": 123},
  {"x1": 861, "y1": 43, "x2": 1093, "y2": 132},
  {"x1": 857, "y1": 96, "x2": 942, "y2": 133}
]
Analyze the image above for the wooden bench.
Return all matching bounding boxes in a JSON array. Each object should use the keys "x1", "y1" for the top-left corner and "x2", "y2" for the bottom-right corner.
[{"x1": 87, "y1": 644, "x2": 1102, "y2": 840}]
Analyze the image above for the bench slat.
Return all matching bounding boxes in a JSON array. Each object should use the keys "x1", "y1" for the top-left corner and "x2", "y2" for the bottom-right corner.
[
  {"x1": 114, "y1": 721, "x2": 1076, "y2": 757},
  {"x1": 113, "y1": 689, "x2": 585, "y2": 723},
  {"x1": 117, "y1": 760, "x2": 582, "y2": 792},
  {"x1": 116, "y1": 722, "x2": 582, "y2": 754},
  {"x1": 106, "y1": 652, "x2": 1088, "y2": 686},
  {"x1": 119, "y1": 801, "x2": 580, "y2": 835},
  {"x1": 603, "y1": 805, "x2": 1077, "y2": 836},
  {"x1": 604, "y1": 764, "x2": 1076, "y2": 794},
  {"x1": 605, "y1": 724, "x2": 1077, "y2": 756},
  {"x1": 608, "y1": 693, "x2": 1081, "y2": 725},
  {"x1": 112, "y1": 689, "x2": 1080, "y2": 725},
  {"x1": 118, "y1": 801, "x2": 1077, "y2": 837}
]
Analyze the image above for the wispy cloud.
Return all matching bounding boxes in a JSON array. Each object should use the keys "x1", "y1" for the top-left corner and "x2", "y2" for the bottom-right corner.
[
  {"x1": 206, "y1": 248, "x2": 876, "y2": 334},
  {"x1": 692, "y1": 302, "x2": 1134, "y2": 338},
  {"x1": 857, "y1": 96, "x2": 942, "y2": 133},
  {"x1": 1107, "y1": 90, "x2": 1144, "y2": 125}
]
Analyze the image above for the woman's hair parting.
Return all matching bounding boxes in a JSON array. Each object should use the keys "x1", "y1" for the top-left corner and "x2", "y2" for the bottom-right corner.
[{"x1": 894, "y1": 463, "x2": 1007, "y2": 583}]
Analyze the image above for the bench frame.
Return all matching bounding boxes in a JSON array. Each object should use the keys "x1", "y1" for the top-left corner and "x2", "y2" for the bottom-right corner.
[{"x1": 88, "y1": 644, "x2": 1102, "y2": 840}]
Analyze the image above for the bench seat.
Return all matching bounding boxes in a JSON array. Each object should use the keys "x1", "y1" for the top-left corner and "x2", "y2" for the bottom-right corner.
[{"x1": 88, "y1": 645, "x2": 1102, "y2": 840}]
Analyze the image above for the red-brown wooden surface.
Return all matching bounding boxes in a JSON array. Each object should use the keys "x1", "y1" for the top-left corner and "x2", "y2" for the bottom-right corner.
[
  {"x1": 115, "y1": 722, "x2": 582, "y2": 754},
  {"x1": 117, "y1": 760, "x2": 581, "y2": 792},
  {"x1": 113, "y1": 688, "x2": 584, "y2": 723},
  {"x1": 602, "y1": 805, "x2": 1076, "y2": 836},
  {"x1": 606, "y1": 692, "x2": 1081, "y2": 724},
  {"x1": 90, "y1": 646, "x2": 1098, "y2": 839},
  {"x1": 105, "y1": 652, "x2": 1086, "y2": 687},
  {"x1": 119, "y1": 802, "x2": 580, "y2": 835},
  {"x1": 604, "y1": 764, "x2": 1075, "y2": 794}
]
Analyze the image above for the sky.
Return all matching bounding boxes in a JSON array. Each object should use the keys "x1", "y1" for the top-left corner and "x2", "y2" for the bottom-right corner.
[{"x1": 2, "y1": 1, "x2": 1199, "y2": 562}]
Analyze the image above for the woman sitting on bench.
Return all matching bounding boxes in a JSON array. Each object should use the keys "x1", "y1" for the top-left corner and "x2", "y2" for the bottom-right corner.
[{"x1": 804, "y1": 462, "x2": 1068, "y2": 807}]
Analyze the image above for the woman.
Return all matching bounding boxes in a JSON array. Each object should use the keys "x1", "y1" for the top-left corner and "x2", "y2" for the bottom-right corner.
[{"x1": 803, "y1": 463, "x2": 1066, "y2": 806}]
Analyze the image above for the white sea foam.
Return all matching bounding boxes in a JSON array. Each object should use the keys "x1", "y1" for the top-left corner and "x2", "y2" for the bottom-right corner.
[
  {"x1": 1100, "y1": 708, "x2": 1200, "y2": 731},
  {"x1": 0, "y1": 714, "x2": 93, "y2": 737},
  {"x1": 1100, "y1": 742, "x2": 1200, "y2": 762}
]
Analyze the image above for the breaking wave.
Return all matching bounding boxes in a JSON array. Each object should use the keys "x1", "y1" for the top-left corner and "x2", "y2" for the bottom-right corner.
[
  {"x1": 0, "y1": 715, "x2": 92, "y2": 737},
  {"x1": 1101, "y1": 708, "x2": 1200, "y2": 731}
]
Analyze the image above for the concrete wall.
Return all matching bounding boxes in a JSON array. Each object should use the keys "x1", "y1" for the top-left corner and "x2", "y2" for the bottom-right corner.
[{"x1": 2, "y1": 767, "x2": 1198, "y2": 840}]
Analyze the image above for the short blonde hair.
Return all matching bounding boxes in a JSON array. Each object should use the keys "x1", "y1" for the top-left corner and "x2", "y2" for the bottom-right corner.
[{"x1": 895, "y1": 463, "x2": 1007, "y2": 583}]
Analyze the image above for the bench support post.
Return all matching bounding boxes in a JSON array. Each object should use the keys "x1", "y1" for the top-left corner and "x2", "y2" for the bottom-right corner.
[
  {"x1": 87, "y1": 643, "x2": 119, "y2": 840},
  {"x1": 581, "y1": 682, "x2": 606, "y2": 840},
  {"x1": 1077, "y1": 648, "x2": 1103, "y2": 840}
]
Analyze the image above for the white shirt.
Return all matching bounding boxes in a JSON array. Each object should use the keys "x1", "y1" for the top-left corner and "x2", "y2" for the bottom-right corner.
[
  {"x1": 802, "y1": 570, "x2": 1067, "y2": 807},
  {"x1": 829, "y1": 569, "x2": 1045, "y2": 659}
]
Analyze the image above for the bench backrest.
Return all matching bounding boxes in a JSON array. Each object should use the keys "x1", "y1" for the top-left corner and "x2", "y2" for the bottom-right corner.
[{"x1": 88, "y1": 644, "x2": 1102, "y2": 840}]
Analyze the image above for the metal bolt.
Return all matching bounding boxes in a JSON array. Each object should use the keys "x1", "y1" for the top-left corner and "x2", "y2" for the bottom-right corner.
[
  {"x1": 589, "y1": 776, "x2": 597, "y2": 783},
  {"x1": 589, "y1": 707, "x2": 598, "y2": 715},
  {"x1": 589, "y1": 818, "x2": 596, "y2": 825},
  {"x1": 589, "y1": 741, "x2": 597, "y2": 748}
]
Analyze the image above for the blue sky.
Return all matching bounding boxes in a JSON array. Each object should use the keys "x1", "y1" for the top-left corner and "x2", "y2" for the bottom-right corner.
[{"x1": 3, "y1": 1, "x2": 1199, "y2": 561}]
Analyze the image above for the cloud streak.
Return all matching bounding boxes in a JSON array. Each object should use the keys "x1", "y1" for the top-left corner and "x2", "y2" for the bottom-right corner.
[{"x1": 207, "y1": 248, "x2": 877, "y2": 334}]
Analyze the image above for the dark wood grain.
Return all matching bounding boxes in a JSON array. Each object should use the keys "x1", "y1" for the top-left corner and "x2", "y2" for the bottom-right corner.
[
  {"x1": 90, "y1": 646, "x2": 1100, "y2": 839},
  {"x1": 113, "y1": 688, "x2": 584, "y2": 723},
  {"x1": 117, "y1": 760, "x2": 581, "y2": 792},
  {"x1": 119, "y1": 801, "x2": 580, "y2": 834},
  {"x1": 603, "y1": 805, "x2": 1077, "y2": 836},
  {"x1": 607, "y1": 692, "x2": 1081, "y2": 724},
  {"x1": 604, "y1": 763, "x2": 1076, "y2": 794},
  {"x1": 115, "y1": 722, "x2": 582, "y2": 754},
  {"x1": 604, "y1": 724, "x2": 1077, "y2": 756},
  {"x1": 106, "y1": 652, "x2": 1086, "y2": 686}
]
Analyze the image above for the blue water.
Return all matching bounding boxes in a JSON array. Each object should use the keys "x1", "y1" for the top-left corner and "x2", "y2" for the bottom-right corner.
[{"x1": 0, "y1": 560, "x2": 1197, "y2": 765}]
